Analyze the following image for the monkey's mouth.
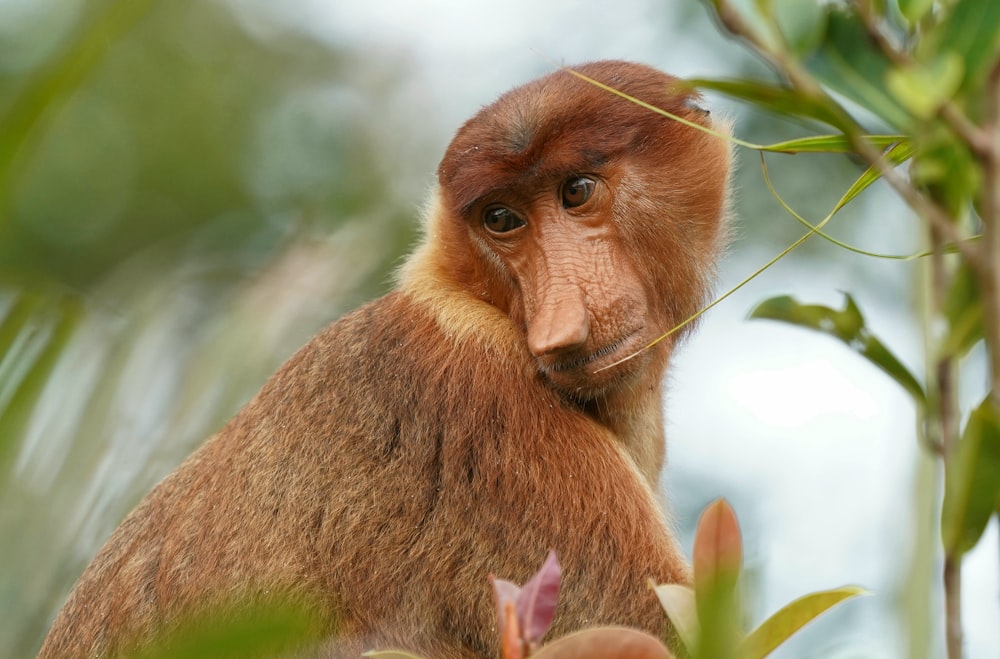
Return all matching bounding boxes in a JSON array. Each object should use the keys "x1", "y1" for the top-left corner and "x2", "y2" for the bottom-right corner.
[
  {"x1": 547, "y1": 337, "x2": 631, "y2": 372},
  {"x1": 539, "y1": 330, "x2": 647, "y2": 386}
]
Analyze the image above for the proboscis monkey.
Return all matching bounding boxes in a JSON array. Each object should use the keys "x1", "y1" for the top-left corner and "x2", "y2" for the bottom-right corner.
[{"x1": 40, "y1": 60, "x2": 730, "y2": 658}]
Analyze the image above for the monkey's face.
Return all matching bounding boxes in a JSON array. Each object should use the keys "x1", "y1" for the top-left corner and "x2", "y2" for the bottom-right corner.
[
  {"x1": 435, "y1": 61, "x2": 730, "y2": 401},
  {"x1": 467, "y1": 170, "x2": 656, "y2": 399}
]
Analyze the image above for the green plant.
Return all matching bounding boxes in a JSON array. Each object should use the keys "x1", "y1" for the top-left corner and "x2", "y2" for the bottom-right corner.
[
  {"x1": 656, "y1": 499, "x2": 864, "y2": 659},
  {"x1": 665, "y1": 2, "x2": 999, "y2": 656}
]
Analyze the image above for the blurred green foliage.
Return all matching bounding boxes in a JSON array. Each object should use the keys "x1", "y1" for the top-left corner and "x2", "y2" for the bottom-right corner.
[
  {"x1": 0, "y1": 0, "x2": 421, "y2": 654},
  {"x1": 1, "y1": 0, "x2": 414, "y2": 287}
]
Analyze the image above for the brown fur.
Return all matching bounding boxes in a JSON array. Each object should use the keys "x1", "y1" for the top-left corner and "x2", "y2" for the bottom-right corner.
[{"x1": 39, "y1": 61, "x2": 730, "y2": 658}]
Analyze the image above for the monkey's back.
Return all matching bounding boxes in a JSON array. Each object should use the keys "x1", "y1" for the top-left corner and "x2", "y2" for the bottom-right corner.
[{"x1": 39, "y1": 290, "x2": 688, "y2": 658}]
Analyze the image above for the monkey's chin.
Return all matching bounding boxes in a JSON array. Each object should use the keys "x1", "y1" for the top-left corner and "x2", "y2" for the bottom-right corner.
[{"x1": 537, "y1": 336, "x2": 649, "y2": 401}]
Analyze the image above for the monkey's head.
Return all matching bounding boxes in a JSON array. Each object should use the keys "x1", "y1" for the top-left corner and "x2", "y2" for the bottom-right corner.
[{"x1": 431, "y1": 61, "x2": 731, "y2": 400}]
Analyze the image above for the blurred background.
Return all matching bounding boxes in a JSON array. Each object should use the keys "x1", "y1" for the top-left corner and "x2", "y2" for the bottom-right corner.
[{"x1": 0, "y1": 0, "x2": 996, "y2": 656}]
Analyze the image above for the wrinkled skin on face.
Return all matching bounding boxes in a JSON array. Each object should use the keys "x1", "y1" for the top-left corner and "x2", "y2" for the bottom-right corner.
[{"x1": 471, "y1": 173, "x2": 652, "y2": 399}]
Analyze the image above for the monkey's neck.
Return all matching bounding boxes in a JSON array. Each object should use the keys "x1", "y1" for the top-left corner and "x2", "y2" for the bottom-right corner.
[
  {"x1": 585, "y1": 375, "x2": 667, "y2": 489},
  {"x1": 400, "y1": 232, "x2": 669, "y2": 488}
]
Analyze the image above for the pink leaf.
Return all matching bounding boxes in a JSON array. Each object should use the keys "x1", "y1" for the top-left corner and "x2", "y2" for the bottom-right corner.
[
  {"x1": 490, "y1": 575, "x2": 522, "y2": 639},
  {"x1": 516, "y1": 550, "x2": 561, "y2": 647}
]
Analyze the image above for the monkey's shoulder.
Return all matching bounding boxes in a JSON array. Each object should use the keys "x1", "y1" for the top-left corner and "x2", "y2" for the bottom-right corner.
[
  {"x1": 260, "y1": 290, "x2": 524, "y2": 401},
  {"x1": 223, "y1": 291, "x2": 546, "y2": 448}
]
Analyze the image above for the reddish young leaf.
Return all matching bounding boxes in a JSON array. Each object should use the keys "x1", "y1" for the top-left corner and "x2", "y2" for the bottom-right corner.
[
  {"x1": 500, "y1": 600, "x2": 524, "y2": 659},
  {"x1": 532, "y1": 626, "x2": 674, "y2": 659},
  {"x1": 693, "y1": 498, "x2": 743, "y2": 598},
  {"x1": 517, "y1": 550, "x2": 561, "y2": 647}
]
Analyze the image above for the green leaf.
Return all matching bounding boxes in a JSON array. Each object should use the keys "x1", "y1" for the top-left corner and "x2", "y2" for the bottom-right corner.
[
  {"x1": 898, "y1": 0, "x2": 935, "y2": 25},
  {"x1": 924, "y1": 0, "x2": 1000, "y2": 97},
  {"x1": 832, "y1": 140, "x2": 914, "y2": 214},
  {"x1": 716, "y1": 0, "x2": 781, "y2": 51},
  {"x1": 685, "y1": 78, "x2": 848, "y2": 129},
  {"x1": 0, "y1": 293, "x2": 45, "y2": 367},
  {"x1": 908, "y1": 125, "x2": 980, "y2": 207},
  {"x1": 806, "y1": 9, "x2": 911, "y2": 129},
  {"x1": 0, "y1": 291, "x2": 82, "y2": 466},
  {"x1": 139, "y1": 599, "x2": 324, "y2": 659},
  {"x1": 651, "y1": 583, "x2": 699, "y2": 652},
  {"x1": 941, "y1": 397, "x2": 1000, "y2": 555},
  {"x1": 808, "y1": 140, "x2": 913, "y2": 222},
  {"x1": 749, "y1": 294, "x2": 926, "y2": 408},
  {"x1": 693, "y1": 499, "x2": 743, "y2": 603},
  {"x1": 886, "y1": 53, "x2": 964, "y2": 119},
  {"x1": 772, "y1": 0, "x2": 828, "y2": 55},
  {"x1": 740, "y1": 586, "x2": 868, "y2": 659},
  {"x1": 760, "y1": 134, "x2": 907, "y2": 154}
]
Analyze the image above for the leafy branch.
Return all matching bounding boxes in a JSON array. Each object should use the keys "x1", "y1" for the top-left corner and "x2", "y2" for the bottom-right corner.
[{"x1": 695, "y1": 1, "x2": 1000, "y2": 657}]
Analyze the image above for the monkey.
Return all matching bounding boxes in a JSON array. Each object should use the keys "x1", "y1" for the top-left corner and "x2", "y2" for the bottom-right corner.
[{"x1": 39, "y1": 60, "x2": 730, "y2": 658}]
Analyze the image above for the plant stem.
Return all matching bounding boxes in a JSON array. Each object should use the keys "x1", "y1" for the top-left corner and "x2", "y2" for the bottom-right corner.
[
  {"x1": 943, "y1": 555, "x2": 963, "y2": 659},
  {"x1": 929, "y1": 218, "x2": 963, "y2": 657}
]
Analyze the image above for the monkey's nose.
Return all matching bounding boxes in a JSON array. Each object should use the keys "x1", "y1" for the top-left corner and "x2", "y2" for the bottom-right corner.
[{"x1": 527, "y1": 295, "x2": 590, "y2": 357}]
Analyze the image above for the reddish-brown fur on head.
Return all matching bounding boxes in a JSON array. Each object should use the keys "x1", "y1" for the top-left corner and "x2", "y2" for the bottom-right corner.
[{"x1": 40, "y1": 61, "x2": 730, "y2": 659}]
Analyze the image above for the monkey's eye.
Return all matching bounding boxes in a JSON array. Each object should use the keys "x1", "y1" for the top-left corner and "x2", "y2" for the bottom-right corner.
[
  {"x1": 482, "y1": 206, "x2": 525, "y2": 234},
  {"x1": 561, "y1": 176, "x2": 596, "y2": 208}
]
